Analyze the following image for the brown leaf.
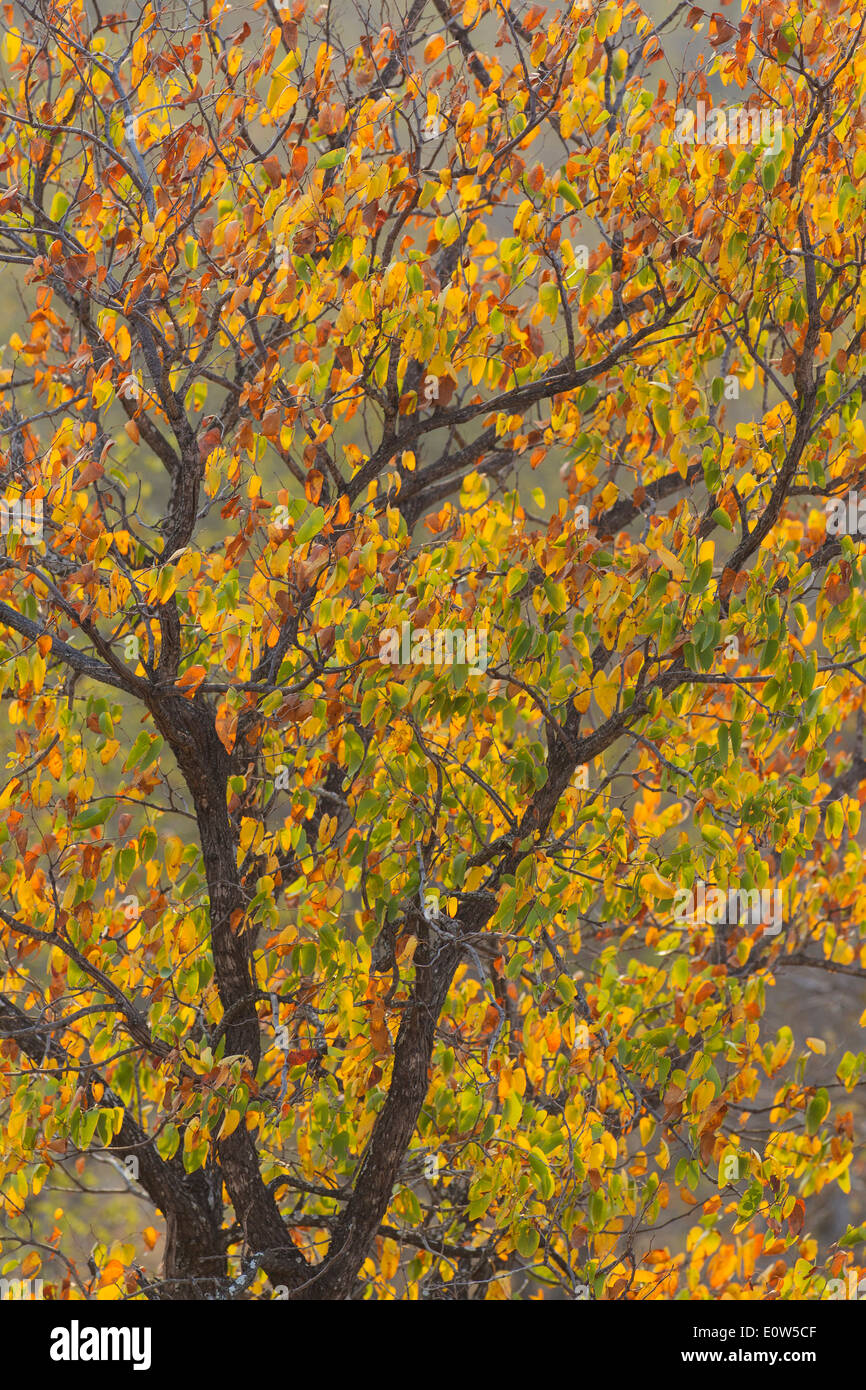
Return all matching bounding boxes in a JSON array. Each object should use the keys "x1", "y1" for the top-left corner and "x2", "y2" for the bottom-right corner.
[
  {"x1": 698, "y1": 1100, "x2": 728, "y2": 1136},
  {"x1": 663, "y1": 1084, "x2": 685, "y2": 1122},
  {"x1": 73, "y1": 459, "x2": 104, "y2": 489},
  {"x1": 709, "y1": 13, "x2": 737, "y2": 45},
  {"x1": 437, "y1": 375, "x2": 457, "y2": 407},
  {"x1": 198, "y1": 427, "x2": 222, "y2": 463},
  {"x1": 787, "y1": 1198, "x2": 805, "y2": 1236},
  {"x1": 719, "y1": 566, "x2": 738, "y2": 600},
  {"x1": 261, "y1": 408, "x2": 281, "y2": 440}
]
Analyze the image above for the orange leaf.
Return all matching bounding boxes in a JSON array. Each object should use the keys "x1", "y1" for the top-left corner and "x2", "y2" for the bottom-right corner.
[
  {"x1": 285, "y1": 1048, "x2": 318, "y2": 1067},
  {"x1": 176, "y1": 664, "x2": 207, "y2": 697},
  {"x1": 523, "y1": 4, "x2": 546, "y2": 29},
  {"x1": 215, "y1": 700, "x2": 238, "y2": 753},
  {"x1": 225, "y1": 633, "x2": 242, "y2": 672},
  {"x1": 424, "y1": 34, "x2": 446, "y2": 61},
  {"x1": 370, "y1": 1000, "x2": 391, "y2": 1055},
  {"x1": 100, "y1": 1257, "x2": 125, "y2": 1286}
]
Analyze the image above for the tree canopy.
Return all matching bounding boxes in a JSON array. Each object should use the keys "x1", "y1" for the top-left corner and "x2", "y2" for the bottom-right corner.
[{"x1": 0, "y1": 0, "x2": 865, "y2": 1301}]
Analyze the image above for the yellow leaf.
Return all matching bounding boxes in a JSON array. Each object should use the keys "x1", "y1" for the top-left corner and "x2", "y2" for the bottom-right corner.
[
  {"x1": 100, "y1": 738, "x2": 121, "y2": 765},
  {"x1": 640, "y1": 871, "x2": 677, "y2": 901},
  {"x1": 219, "y1": 1108, "x2": 241, "y2": 1139},
  {"x1": 593, "y1": 668, "x2": 619, "y2": 719},
  {"x1": 178, "y1": 919, "x2": 197, "y2": 954},
  {"x1": 380, "y1": 1238, "x2": 400, "y2": 1280},
  {"x1": 655, "y1": 546, "x2": 685, "y2": 582},
  {"x1": 267, "y1": 57, "x2": 299, "y2": 118},
  {"x1": 147, "y1": 565, "x2": 178, "y2": 605},
  {"x1": 91, "y1": 378, "x2": 114, "y2": 409},
  {"x1": 806, "y1": 1037, "x2": 826, "y2": 1055}
]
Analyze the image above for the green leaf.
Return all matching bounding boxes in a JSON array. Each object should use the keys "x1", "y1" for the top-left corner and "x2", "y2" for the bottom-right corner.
[
  {"x1": 316, "y1": 148, "x2": 346, "y2": 169},
  {"x1": 761, "y1": 159, "x2": 778, "y2": 193},
  {"x1": 556, "y1": 974, "x2": 576, "y2": 1005},
  {"x1": 157, "y1": 1123, "x2": 180, "y2": 1160},
  {"x1": 805, "y1": 1088, "x2": 830, "y2": 1136},
  {"x1": 515, "y1": 1223, "x2": 540, "y2": 1258},
  {"x1": 557, "y1": 179, "x2": 581, "y2": 210},
  {"x1": 295, "y1": 507, "x2": 325, "y2": 544},
  {"x1": 506, "y1": 565, "x2": 526, "y2": 595},
  {"x1": 124, "y1": 731, "x2": 162, "y2": 772},
  {"x1": 824, "y1": 801, "x2": 845, "y2": 840},
  {"x1": 360, "y1": 688, "x2": 378, "y2": 725},
  {"x1": 528, "y1": 1148, "x2": 555, "y2": 1201},
  {"x1": 539, "y1": 281, "x2": 559, "y2": 322},
  {"x1": 73, "y1": 802, "x2": 111, "y2": 830}
]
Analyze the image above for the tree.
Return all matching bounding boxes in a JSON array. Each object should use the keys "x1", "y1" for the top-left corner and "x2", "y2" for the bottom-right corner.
[{"x1": 0, "y1": 0, "x2": 864, "y2": 1302}]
